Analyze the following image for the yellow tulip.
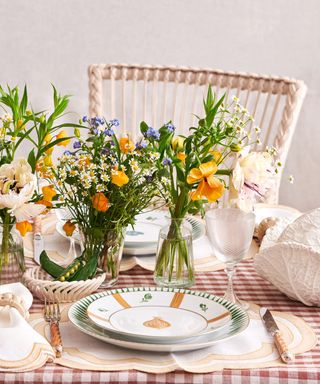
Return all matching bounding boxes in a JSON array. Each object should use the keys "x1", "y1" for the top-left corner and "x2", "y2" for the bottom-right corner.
[
  {"x1": 171, "y1": 136, "x2": 185, "y2": 151},
  {"x1": 56, "y1": 130, "x2": 70, "y2": 147},
  {"x1": 111, "y1": 170, "x2": 129, "y2": 187}
]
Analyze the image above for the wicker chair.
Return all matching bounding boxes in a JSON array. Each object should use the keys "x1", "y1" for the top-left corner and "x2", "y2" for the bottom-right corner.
[{"x1": 88, "y1": 64, "x2": 307, "y2": 203}]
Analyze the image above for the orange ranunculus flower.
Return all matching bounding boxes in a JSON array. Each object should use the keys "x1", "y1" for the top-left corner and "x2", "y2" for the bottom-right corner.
[
  {"x1": 119, "y1": 137, "x2": 135, "y2": 154},
  {"x1": 92, "y1": 192, "x2": 110, "y2": 212},
  {"x1": 187, "y1": 160, "x2": 224, "y2": 203},
  {"x1": 42, "y1": 185, "x2": 57, "y2": 202},
  {"x1": 16, "y1": 221, "x2": 33, "y2": 237},
  {"x1": 56, "y1": 130, "x2": 70, "y2": 147},
  {"x1": 176, "y1": 152, "x2": 186, "y2": 163},
  {"x1": 111, "y1": 170, "x2": 129, "y2": 187},
  {"x1": 63, "y1": 220, "x2": 76, "y2": 236}
]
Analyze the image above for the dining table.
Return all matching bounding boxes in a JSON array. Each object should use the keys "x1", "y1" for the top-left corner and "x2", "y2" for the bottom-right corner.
[{"x1": 0, "y1": 255, "x2": 319, "y2": 384}]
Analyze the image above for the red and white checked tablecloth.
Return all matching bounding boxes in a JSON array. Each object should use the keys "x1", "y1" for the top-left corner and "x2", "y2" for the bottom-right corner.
[{"x1": 1, "y1": 259, "x2": 319, "y2": 384}]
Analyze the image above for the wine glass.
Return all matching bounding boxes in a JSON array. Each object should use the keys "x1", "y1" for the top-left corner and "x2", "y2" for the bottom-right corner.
[{"x1": 205, "y1": 207, "x2": 255, "y2": 308}]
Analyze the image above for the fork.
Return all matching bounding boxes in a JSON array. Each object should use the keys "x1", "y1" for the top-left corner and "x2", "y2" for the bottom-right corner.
[{"x1": 44, "y1": 298, "x2": 63, "y2": 358}]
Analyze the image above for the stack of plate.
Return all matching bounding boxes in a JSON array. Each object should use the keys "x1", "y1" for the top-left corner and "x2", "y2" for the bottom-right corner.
[
  {"x1": 124, "y1": 211, "x2": 205, "y2": 255},
  {"x1": 56, "y1": 210, "x2": 206, "y2": 256},
  {"x1": 68, "y1": 287, "x2": 249, "y2": 352}
]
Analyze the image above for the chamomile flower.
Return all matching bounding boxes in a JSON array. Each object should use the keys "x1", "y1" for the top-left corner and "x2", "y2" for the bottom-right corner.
[{"x1": 101, "y1": 173, "x2": 110, "y2": 182}]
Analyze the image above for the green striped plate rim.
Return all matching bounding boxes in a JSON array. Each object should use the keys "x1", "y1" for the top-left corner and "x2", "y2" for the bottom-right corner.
[{"x1": 69, "y1": 287, "x2": 249, "y2": 346}]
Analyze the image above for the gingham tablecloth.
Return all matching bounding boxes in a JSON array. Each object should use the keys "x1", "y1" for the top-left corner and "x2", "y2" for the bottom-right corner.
[{"x1": 1, "y1": 259, "x2": 319, "y2": 384}]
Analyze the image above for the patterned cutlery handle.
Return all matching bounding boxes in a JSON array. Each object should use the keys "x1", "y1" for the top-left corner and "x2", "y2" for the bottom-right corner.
[
  {"x1": 274, "y1": 331, "x2": 294, "y2": 363},
  {"x1": 50, "y1": 321, "x2": 63, "y2": 358}
]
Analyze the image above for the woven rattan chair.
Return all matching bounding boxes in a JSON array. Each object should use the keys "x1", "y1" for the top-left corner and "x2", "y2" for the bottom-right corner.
[{"x1": 88, "y1": 64, "x2": 307, "y2": 203}]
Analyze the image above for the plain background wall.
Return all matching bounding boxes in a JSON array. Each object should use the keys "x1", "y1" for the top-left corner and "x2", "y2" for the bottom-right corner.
[{"x1": 0, "y1": 0, "x2": 319, "y2": 211}]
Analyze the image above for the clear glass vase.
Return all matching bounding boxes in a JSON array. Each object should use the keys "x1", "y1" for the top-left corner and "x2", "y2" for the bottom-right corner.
[
  {"x1": 0, "y1": 224, "x2": 25, "y2": 285},
  {"x1": 79, "y1": 226, "x2": 125, "y2": 288},
  {"x1": 154, "y1": 217, "x2": 194, "y2": 288}
]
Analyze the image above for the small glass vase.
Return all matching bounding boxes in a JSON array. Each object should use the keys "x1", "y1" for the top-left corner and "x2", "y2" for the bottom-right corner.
[
  {"x1": 79, "y1": 226, "x2": 125, "y2": 288},
  {"x1": 0, "y1": 224, "x2": 25, "y2": 285},
  {"x1": 154, "y1": 217, "x2": 194, "y2": 288}
]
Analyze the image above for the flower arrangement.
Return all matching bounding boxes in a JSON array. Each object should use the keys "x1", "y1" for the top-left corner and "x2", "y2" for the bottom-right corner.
[
  {"x1": 140, "y1": 87, "x2": 275, "y2": 286},
  {"x1": 0, "y1": 84, "x2": 81, "y2": 279},
  {"x1": 40, "y1": 117, "x2": 158, "y2": 285},
  {"x1": 0, "y1": 159, "x2": 46, "y2": 274}
]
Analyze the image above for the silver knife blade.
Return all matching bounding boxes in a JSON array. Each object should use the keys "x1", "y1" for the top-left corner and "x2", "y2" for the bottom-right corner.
[
  {"x1": 34, "y1": 232, "x2": 44, "y2": 264},
  {"x1": 260, "y1": 307, "x2": 279, "y2": 335}
]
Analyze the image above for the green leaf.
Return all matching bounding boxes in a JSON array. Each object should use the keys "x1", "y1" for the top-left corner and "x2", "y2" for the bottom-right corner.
[
  {"x1": 19, "y1": 85, "x2": 28, "y2": 114},
  {"x1": 140, "y1": 121, "x2": 149, "y2": 135},
  {"x1": 27, "y1": 149, "x2": 36, "y2": 172}
]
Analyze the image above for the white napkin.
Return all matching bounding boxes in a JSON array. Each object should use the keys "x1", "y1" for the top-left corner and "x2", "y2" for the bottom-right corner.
[{"x1": 0, "y1": 283, "x2": 55, "y2": 372}]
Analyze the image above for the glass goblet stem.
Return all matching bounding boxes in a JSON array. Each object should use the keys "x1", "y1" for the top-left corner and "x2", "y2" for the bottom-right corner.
[{"x1": 224, "y1": 264, "x2": 237, "y2": 303}]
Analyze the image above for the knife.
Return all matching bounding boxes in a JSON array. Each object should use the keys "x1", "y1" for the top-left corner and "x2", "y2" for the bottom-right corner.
[
  {"x1": 260, "y1": 307, "x2": 294, "y2": 363},
  {"x1": 33, "y1": 216, "x2": 44, "y2": 264}
]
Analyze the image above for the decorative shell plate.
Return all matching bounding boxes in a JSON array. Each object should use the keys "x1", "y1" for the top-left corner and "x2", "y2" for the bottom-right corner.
[
  {"x1": 278, "y1": 208, "x2": 320, "y2": 252},
  {"x1": 254, "y1": 242, "x2": 320, "y2": 306}
]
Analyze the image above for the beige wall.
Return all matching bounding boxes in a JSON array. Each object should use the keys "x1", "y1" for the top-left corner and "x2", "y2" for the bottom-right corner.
[{"x1": 0, "y1": 0, "x2": 319, "y2": 211}]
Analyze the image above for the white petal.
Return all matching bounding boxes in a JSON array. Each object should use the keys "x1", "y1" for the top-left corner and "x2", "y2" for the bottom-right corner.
[{"x1": 14, "y1": 204, "x2": 46, "y2": 222}]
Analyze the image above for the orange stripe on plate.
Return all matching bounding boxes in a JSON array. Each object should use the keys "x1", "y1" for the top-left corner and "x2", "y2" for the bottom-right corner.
[
  {"x1": 112, "y1": 293, "x2": 131, "y2": 308},
  {"x1": 170, "y1": 292, "x2": 185, "y2": 308},
  {"x1": 208, "y1": 311, "x2": 230, "y2": 323}
]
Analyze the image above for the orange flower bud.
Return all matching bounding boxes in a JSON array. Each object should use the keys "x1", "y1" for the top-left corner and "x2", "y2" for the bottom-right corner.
[
  {"x1": 44, "y1": 134, "x2": 54, "y2": 154},
  {"x1": 92, "y1": 192, "x2": 110, "y2": 212},
  {"x1": 63, "y1": 220, "x2": 76, "y2": 236},
  {"x1": 16, "y1": 221, "x2": 33, "y2": 237},
  {"x1": 177, "y1": 152, "x2": 186, "y2": 163},
  {"x1": 56, "y1": 130, "x2": 70, "y2": 147},
  {"x1": 43, "y1": 155, "x2": 53, "y2": 167},
  {"x1": 111, "y1": 170, "x2": 129, "y2": 187},
  {"x1": 42, "y1": 185, "x2": 57, "y2": 202},
  {"x1": 119, "y1": 137, "x2": 135, "y2": 154}
]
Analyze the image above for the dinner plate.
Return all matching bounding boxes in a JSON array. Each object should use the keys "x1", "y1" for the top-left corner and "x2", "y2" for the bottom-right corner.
[
  {"x1": 85, "y1": 288, "x2": 231, "y2": 341},
  {"x1": 254, "y1": 204, "x2": 301, "y2": 225},
  {"x1": 68, "y1": 288, "x2": 249, "y2": 352}
]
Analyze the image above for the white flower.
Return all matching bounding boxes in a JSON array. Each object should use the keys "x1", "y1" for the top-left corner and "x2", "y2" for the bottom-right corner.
[
  {"x1": 0, "y1": 158, "x2": 45, "y2": 221},
  {"x1": 96, "y1": 184, "x2": 105, "y2": 192},
  {"x1": 232, "y1": 151, "x2": 274, "y2": 194},
  {"x1": 101, "y1": 173, "x2": 110, "y2": 182},
  {"x1": 289, "y1": 175, "x2": 294, "y2": 184}
]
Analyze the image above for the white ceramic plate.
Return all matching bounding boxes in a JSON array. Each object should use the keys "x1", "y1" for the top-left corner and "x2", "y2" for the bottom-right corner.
[
  {"x1": 68, "y1": 287, "x2": 249, "y2": 352},
  {"x1": 86, "y1": 288, "x2": 231, "y2": 341},
  {"x1": 254, "y1": 204, "x2": 301, "y2": 225}
]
